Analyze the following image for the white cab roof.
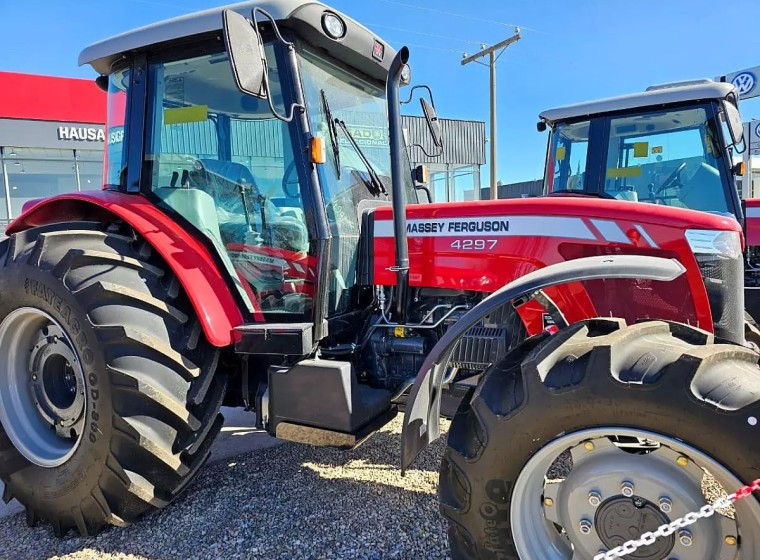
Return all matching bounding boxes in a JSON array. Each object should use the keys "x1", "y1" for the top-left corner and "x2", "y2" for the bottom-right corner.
[
  {"x1": 539, "y1": 81, "x2": 736, "y2": 125},
  {"x1": 80, "y1": 0, "x2": 327, "y2": 75}
]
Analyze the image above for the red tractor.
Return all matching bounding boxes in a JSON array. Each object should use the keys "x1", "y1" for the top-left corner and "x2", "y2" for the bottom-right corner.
[
  {"x1": 1, "y1": 2, "x2": 759, "y2": 559},
  {"x1": 537, "y1": 79, "x2": 760, "y2": 332}
]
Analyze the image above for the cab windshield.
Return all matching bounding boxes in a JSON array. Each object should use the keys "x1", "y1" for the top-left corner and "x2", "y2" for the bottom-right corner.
[
  {"x1": 547, "y1": 104, "x2": 732, "y2": 214},
  {"x1": 298, "y1": 47, "x2": 415, "y2": 315}
]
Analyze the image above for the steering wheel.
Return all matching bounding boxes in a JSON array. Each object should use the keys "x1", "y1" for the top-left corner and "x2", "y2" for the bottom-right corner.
[
  {"x1": 655, "y1": 161, "x2": 687, "y2": 195},
  {"x1": 281, "y1": 160, "x2": 300, "y2": 198}
]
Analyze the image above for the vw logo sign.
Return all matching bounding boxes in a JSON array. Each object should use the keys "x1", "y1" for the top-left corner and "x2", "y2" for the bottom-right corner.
[{"x1": 732, "y1": 71, "x2": 757, "y2": 96}]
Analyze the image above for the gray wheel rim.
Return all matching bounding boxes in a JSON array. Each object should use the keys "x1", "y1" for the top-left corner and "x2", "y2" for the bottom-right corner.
[
  {"x1": 0, "y1": 307, "x2": 87, "y2": 467},
  {"x1": 510, "y1": 427, "x2": 760, "y2": 559}
]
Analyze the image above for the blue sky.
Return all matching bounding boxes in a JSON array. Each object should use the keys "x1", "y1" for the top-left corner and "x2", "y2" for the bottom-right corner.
[{"x1": 3, "y1": 0, "x2": 760, "y2": 183}]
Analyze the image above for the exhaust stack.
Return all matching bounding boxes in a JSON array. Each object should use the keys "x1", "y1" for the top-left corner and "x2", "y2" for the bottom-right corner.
[{"x1": 387, "y1": 47, "x2": 411, "y2": 323}]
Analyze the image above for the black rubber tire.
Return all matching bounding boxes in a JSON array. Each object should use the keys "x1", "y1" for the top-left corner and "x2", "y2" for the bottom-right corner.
[
  {"x1": 0, "y1": 223, "x2": 225, "y2": 536},
  {"x1": 440, "y1": 318, "x2": 760, "y2": 559}
]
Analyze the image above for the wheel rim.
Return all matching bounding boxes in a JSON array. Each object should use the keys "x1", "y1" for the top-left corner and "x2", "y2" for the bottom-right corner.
[
  {"x1": 0, "y1": 307, "x2": 86, "y2": 467},
  {"x1": 510, "y1": 427, "x2": 760, "y2": 559}
]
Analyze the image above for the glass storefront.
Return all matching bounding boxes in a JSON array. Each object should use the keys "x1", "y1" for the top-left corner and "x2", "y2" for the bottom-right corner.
[{"x1": 0, "y1": 146, "x2": 103, "y2": 224}]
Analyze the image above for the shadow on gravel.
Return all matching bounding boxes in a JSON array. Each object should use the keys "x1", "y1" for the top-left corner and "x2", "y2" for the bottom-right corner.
[{"x1": 0, "y1": 419, "x2": 451, "y2": 560}]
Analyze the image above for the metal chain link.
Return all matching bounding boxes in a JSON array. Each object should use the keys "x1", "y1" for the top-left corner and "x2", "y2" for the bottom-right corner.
[{"x1": 592, "y1": 479, "x2": 760, "y2": 560}]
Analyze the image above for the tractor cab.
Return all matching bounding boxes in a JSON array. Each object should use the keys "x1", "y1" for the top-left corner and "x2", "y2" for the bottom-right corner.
[
  {"x1": 539, "y1": 80, "x2": 745, "y2": 222},
  {"x1": 82, "y1": 1, "x2": 435, "y2": 342}
]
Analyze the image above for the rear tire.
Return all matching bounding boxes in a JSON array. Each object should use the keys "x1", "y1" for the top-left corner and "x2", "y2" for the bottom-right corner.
[
  {"x1": 0, "y1": 223, "x2": 226, "y2": 536},
  {"x1": 440, "y1": 319, "x2": 760, "y2": 559}
]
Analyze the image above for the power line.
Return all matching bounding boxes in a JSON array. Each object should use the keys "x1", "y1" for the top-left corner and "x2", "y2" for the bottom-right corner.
[
  {"x1": 371, "y1": 0, "x2": 541, "y2": 33},
  {"x1": 365, "y1": 22, "x2": 485, "y2": 45},
  {"x1": 121, "y1": 0, "x2": 193, "y2": 11}
]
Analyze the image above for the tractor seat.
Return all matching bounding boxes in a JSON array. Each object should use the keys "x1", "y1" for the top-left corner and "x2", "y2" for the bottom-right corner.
[{"x1": 679, "y1": 162, "x2": 722, "y2": 212}]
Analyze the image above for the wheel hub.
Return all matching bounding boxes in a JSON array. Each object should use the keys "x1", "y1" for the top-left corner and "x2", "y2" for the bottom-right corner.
[
  {"x1": 0, "y1": 307, "x2": 87, "y2": 467},
  {"x1": 29, "y1": 325, "x2": 85, "y2": 439},
  {"x1": 510, "y1": 429, "x2": 747, "y2": 560},
  {"x1": 595, "y1": 495, "x2": 673, "y2": 559}
]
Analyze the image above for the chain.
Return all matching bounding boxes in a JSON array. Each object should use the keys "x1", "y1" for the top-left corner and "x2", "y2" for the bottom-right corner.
[{"x1": 592, "y1": 479, "x2": 760, "y2": 560}]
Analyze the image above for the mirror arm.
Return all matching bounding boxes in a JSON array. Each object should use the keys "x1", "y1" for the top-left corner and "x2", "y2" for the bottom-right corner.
[
  {"x1": 407, "y1": 142, "x2": 443, "y2": 158},
  {"x1": 251, "y1": 7, "x2": 304, "y2": 123},
  {"x1": 414, "y1": 184, "x2": 433, "y2": 203},
  {"x1": 401, "y1": 84, "x2": 436, "y2": 108}
]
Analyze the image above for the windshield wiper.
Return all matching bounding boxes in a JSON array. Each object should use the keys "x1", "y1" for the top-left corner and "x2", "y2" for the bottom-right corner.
[
  {"x1": 320, "y1": 90, "x2": 341, "y2": 179},
  {"x1": 320, "y1": 90, "x2": 387, "y2": 197},
  {"x1": 333, "y1": 118, "x2": 388, "y2": 197}
]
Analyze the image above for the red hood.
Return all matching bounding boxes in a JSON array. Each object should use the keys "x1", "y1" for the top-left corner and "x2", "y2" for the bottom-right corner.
[
  {"x1": 745, "y1": 198, "x2": 760, "y2": 247},
  {"x1": 372, "y1": 197, "x2": 743, "y2": 233}
]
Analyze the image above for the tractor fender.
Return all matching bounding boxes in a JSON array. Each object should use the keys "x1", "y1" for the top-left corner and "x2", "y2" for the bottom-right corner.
[
  {"x1": 6, "y1": 191, "x2": 244, "y2": 347},
  {"x1": 400, "y1": 254, "x2": 687, "y2": 471}
]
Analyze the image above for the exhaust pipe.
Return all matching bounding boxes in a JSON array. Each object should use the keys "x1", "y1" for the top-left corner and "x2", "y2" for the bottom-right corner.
[{"x1": 387, "y1": 47, "x2": 411, "y2": 324}]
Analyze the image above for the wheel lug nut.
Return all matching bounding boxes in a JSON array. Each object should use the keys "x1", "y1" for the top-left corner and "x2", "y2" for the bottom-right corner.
[
  {"x1": 588, "y1": 491, "x2": 602, "y2": 507},
  {"x1": 579, "y1": 518, "x2": 593, "y2": 535},
  {"x1": 659, "y1": 496, "x2": 672, "y2": 513},
  {"x1": 725, "y1": 535, "x2": 737, "y2": 546},
  {"x1": 621, "y1": 481, "x2": 635, "y2": 497},
  {"x1": 583, "y1": 441, "x2": 595, "y2": 452},
  {"x1": 676, "y1": 456, "x2": 689, "y2": 468},
  {"x1": 543, "y1": 497, "x2": 554, "y2": 507},
  {"x1": 31, "y1": 374, "x2": 37, "y2": 381},
  {"x1": 678, "y1": 529, "x2": 693, "y2": 546}
]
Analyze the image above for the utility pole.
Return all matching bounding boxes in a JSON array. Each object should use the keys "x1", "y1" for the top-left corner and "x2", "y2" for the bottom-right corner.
[{"x1": 462, "y1": 29, "x2": 521, "y2": 200}]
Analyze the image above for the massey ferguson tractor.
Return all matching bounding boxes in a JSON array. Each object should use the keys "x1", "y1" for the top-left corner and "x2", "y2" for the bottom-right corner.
[
  {"x1": 537, "y1": 80, "x2": 760, "y2": 331},
  {"x1": 1, "y1": 2, "x2": 760, "y2": 559}
]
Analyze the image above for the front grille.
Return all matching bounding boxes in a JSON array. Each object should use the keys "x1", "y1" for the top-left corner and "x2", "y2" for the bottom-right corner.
[
  {"x1": 697, "y1": 253, "x2": 744, "y2": 344},
  {"x1": 449, "y1": 327, "x2": 508, "y2": 371}
]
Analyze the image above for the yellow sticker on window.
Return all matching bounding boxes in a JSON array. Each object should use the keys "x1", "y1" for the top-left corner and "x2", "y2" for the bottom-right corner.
[
  {"x1": 164, "y1": 105, "x2": 208, "y2": 125},
  {"x1": 556, "y1": 146, "x2": 566, "y2": 161},
  {"x1": 607, "y1": 167, "x2": 643, "y2": 178},
  {"x1": 633, "y1": 142, "x2": 648, "y2": 158}
]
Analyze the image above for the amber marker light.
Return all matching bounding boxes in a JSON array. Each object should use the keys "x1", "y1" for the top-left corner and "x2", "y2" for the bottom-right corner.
[{"x1": 311, "y1": 136, "x2": 326, "y2": 164}]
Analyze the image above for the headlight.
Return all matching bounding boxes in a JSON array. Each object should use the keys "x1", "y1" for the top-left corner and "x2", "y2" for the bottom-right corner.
[
  {"x1": 400, "y1": 64, "x2": 412, "y2": 85},
  {"x1": 322, "y1": 12, "x2": 346, "y2": 40},
  {"x1": 685, "y1": 229, "x2": 742, "y2": 259}
]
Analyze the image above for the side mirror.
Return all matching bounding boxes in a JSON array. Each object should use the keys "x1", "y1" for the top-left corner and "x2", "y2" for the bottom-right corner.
[
  {"x1": 95, "y1": 75, "x2": 109, "y2": 93},
  {"x1": 723, "y1": 93, "x2": 744, "y2": 146},
  {"x1": 420, "y1": 98, "x2": 443, "y2": 149},
  {"x1": 223, "y1": 9, "x2": 267, "y2": 99},
  {"x1": 412, "y1": 164, "x2": 429, "y2": 184}
]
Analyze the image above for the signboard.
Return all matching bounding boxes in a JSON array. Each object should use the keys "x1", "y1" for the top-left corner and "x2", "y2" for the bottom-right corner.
[
  {"x1": 717, "y1": 66, "x2": 760, "y2": 100},
  {"x1": 747, "y1": 120, "x2": 760, "y2": 156}
]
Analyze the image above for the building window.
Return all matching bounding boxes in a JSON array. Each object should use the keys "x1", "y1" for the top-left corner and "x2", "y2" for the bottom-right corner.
[
  {"x1": 0, "y1": 149, "x2": 9, "y2": 225},
  {"x1": 3, "y1": 147, "x2": 79, "y2": 219},
  {"x1": 76, "y1": 149, "x2": 104, "y2": 191}
]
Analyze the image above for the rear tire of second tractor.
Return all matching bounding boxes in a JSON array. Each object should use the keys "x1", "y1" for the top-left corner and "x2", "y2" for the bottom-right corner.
[
  {"x1": 440, "y1": 318, "x2": 760, "y2": 559},
  {"x1": 0, "y1": 223, "x2": 226, "y2": 536}
]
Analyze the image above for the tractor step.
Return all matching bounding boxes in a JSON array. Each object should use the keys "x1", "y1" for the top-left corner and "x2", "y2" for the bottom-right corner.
[{"x1": 234, "y1": 323, "x2": 312, "y2": 355}]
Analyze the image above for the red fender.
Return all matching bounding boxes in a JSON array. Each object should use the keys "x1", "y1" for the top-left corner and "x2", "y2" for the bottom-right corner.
[{"x1": 6, "y1": 191, "x2": 244, "y2": 347}]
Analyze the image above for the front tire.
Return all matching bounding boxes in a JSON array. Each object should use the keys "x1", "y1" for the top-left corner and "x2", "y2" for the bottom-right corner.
[
  {"x1": 440, "y1": 319, "x2": 760, "y2": 559},
  {"x1": 0, "y1": 223, "x2": 226, "y2": 536}
]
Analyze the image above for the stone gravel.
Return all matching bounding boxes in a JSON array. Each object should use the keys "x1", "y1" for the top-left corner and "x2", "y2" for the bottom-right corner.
[{"x1": 0, "y1": 417, "x2": 452, "y2": 560}]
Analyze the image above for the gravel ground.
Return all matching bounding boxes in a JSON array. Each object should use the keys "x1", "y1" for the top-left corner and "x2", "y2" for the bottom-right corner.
[{"x1": 0, "y1": 417, "x2": 451, "y2": 560}]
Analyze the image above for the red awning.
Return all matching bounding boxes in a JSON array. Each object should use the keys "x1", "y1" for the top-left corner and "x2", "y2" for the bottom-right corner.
[{"x1": 0, "y1": 71, "x2": 106, "y2": 124}]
